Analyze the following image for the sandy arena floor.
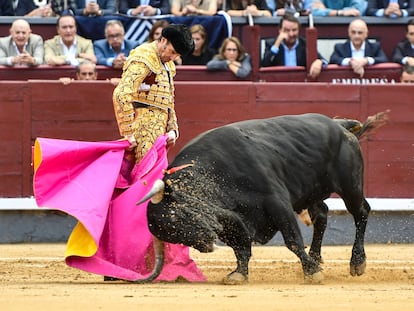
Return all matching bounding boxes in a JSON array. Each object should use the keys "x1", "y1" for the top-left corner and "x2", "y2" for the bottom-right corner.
[{"x1": 0, "y1": 243, "x2": 413, "y2": 310}]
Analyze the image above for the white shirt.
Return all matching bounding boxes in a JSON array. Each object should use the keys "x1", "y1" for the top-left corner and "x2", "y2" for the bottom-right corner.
[
  {"x1": 341, "y1": 41, "x2": 374, "y2": 66},
  {"x1": 60, "y1": 37, "x2": 78, "y2": 66}
]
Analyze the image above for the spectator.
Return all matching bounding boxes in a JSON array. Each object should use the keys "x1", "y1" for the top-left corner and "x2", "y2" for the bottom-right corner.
[
  {"x1": 329, "y1": 18, "x2": 388, "y2": 77},
  {"x1": 309, "y1": 0, "x2": 365, "y2": 16},
  {"x1": 206, "y1": 36, "x2": 252, "y2": 78},
  {"x1": 0, "y1": 0, "x2": 14, "y2": 16},
  {"x1": 50, "y1": 0, "x2": 77, "y2": 15},
  {"x1": 119, "y1": 0, "x2": 171, "y2": 15},
  {"x1": 392, "y1": 18, "x2": 414, "y2": 65},
  {"x1": 171, "y1": 0, "x2": 217, "y2": 16},
  {"x1": 400, "y1": 64, "x2": 414, "y2": 82},
  {"x1": 44, "y1": 14, "x2": 97, "y2": 66},
  {"x1": 94, "y1": 20, "x2": 136, "y2": 69},
  {"x1": 261, "y1": 14, "x2": 326, "y2": 79},
  {"x1": 59, "y1": 60, "x2": 98, "y2": 84},
  {"x1": 147, "y1": 20, "x2": 170, "y2": 42},
  {"x1": 16, "y1": 0, "x2": 54, "y2": 17},
  {"x1": 74, "y1": 0, "x2": 116, "y2": 16},
  {"x1": 226, "y1": 0, "x2": 272, "y2": 17},
  {"x1": 0, "y1": 19, "x2": 44, "y2": 66},
  {"x1": 267, "y1": 0, "x2": 309, "y2": 16},
  {"x1": 179, "y1": 24, "x2": 216, "y2": 65},
  {"x1": 366, "y1": 0, "x2": 414, "y2": 17}
]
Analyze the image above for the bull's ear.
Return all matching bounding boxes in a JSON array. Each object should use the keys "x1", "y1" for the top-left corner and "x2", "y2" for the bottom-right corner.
[{"x1": 137, "y1": 179, "x2": 165, "y2": 205}]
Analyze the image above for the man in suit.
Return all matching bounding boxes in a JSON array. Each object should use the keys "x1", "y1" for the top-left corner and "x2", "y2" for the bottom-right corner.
[
  {"x1": 0, "y1": 19, "x2": 44, "y2": 66},
  {"x1": 118, "y1": 0, "x2": 170, "y2": 16},
  {"x1": 366, "y1": 0, "x2": 414, "y2": 17},
  {"x1": 392, "y1": 18, "x2": 414, "y2": 66},
  {"x1": 74, "y1": 0, "x2": 116, "y2": 16},
  {"x1": 261, "y1": 14, "x2": 326, "y2": 79},
  {"x1": 94, "y1": 19, "x2": 137, "y2": 68},
  {"x1": 329, "y1": 18, "x2": 388, "y2": 77},
  {"x1": 44, "y1": 14, "x2": 97, "y2": 66}
]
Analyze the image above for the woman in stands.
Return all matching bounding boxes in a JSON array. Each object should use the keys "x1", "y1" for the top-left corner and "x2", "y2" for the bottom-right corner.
[
  {"x1": 206, "y1": 36, "x2": 252, "y2": 78},
  {"x1": 179, "y1": 24, "x2": 216, "y2": 65},
  {"x1": 146, "y1": 20, "x2": 170, "y2": 42}
]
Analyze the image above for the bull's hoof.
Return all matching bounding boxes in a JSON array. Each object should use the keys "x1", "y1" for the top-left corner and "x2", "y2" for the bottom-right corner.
[
  {"x1": 222, "y1": 272, "x2": 248, "y2": 285},
  {"x1": 304, "y1": 271, "x2": 324, "y2": 284},
  {"x1": 350, "y1": 260, "x2": 366, "y2": 276}
]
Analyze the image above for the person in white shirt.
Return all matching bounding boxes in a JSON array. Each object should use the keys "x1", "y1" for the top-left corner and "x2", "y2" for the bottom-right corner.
[
  {"x1": 0, "y1": 19, "x2": 44, "y2": 66},
  {"x1": 44, "y1": 14, "x2": 97, "y2": 66}
]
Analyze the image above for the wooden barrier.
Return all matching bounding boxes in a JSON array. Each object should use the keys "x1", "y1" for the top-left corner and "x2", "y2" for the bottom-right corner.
[
  {"x1": 0, "y1": 65, "x2": 122, "y2": 81},
  {"x1": 0, "y1": 63, "x2": 402, "y2": 83},
  {"x1": 258, "y1": 63, "x2": 402, "y2": 83},
  {"x1": 0, "y1": 80, "x2": 412, "y2": 198}
]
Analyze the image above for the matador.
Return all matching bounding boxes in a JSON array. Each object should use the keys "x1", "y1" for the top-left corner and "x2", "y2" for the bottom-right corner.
[{"x1": 113, "y1": 24, "x2": 194, "y2": 162}]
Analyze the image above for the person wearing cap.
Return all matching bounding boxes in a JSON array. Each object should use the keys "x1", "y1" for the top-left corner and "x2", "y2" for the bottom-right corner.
[{"x1": 113, "y1": 24, "x2": 194, "y2": 163}]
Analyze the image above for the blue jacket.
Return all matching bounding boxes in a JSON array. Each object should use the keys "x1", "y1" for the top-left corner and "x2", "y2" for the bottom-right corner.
[
  {"x1": 310, "y1": 0, "x2": 366, "y2": 16},
  {"x1": 329, "y1": 40, "x2": 389, "y2": 65},
  {"x1": 93, "y1": 38, "x2": 137, "y2": 66},
  {"x1": 118, "y1": 0, "x2": 171, "y2": 15},
  {"x1": 366, "y1": 0, "x2": 414, "y2": 16},
  {"x1": 16, "y1": 0, "x2": 37, "y2": 16},
  {"x1": 74, "y1": 0, "x2": 117, "y2": 16},
  {"x1": 0, "y1": 0, "x2": 14, "y2": 15}
]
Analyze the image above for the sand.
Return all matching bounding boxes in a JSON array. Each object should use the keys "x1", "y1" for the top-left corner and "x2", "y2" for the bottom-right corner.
[{"x1": 0, "y1": 243, "x2": 413, "y2": 310}]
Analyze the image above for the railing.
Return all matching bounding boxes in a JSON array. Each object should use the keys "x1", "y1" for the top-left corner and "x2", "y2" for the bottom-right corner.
[{"x1": 0, "y1": 63, "x2": 402, "y2": 83}]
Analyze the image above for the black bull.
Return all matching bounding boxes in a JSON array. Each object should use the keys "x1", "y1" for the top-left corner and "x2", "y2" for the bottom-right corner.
[{"x1": 136, "y1": 112, "x2": 388, "y2": 284}]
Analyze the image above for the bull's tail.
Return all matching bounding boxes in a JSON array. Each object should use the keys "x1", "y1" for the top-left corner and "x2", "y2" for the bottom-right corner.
[{"x1": 334, "y1": 110, "x2": 389, "y2": 142}]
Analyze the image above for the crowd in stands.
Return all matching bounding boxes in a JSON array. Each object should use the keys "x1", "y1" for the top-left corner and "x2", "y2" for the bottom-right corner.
[
  {"x1": 2, "y1": 1, "x2": 413, "y2": 18},
  {"x1": 0, "y1": 1, "x2": 414, "y2": 81}
]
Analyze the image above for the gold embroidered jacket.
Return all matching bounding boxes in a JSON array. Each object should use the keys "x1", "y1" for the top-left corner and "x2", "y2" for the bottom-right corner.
[{"x1": 112, "y1": 41, "x2": 178, "y2": 137}]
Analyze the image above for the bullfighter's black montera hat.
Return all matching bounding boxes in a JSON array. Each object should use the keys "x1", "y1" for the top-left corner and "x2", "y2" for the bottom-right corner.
[{"x1": 162, "y1": 24, "x2": 194, "y2": 56}]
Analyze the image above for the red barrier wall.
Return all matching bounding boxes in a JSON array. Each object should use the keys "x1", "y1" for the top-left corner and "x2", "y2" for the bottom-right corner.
[{"x1": 0, "y1": 81, "x2": 412, "y2": 198}]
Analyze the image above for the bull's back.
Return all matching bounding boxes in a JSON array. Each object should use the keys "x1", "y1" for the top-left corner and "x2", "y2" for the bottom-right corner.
[
  {"x1": 173, "y1": 114, "x2": 352, "y2": 196},
  {"x1": 176, "y1": 114, "x2": 343, "y2": 165}
]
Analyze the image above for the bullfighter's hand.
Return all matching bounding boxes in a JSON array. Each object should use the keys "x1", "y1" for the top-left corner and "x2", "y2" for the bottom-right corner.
[
  {"x1": 166, "y1": 130, "x2": 177, "y2": 147},
  {"x1": 125, "y1": 134, "x2": 137, "y2": 149}
]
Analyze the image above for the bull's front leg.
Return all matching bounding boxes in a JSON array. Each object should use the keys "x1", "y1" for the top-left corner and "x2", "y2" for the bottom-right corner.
[
  {"x1": 217, "y1": 214, "x2": 252, "y2": 285},
  {"x1": 223, "y1": 245, "x2": 251, "y2": 285}
]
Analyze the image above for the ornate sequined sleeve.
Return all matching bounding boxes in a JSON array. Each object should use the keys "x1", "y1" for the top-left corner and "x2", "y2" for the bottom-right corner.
[{"x1": 112, "y1": 60, "x2": 151, "y2": 136}]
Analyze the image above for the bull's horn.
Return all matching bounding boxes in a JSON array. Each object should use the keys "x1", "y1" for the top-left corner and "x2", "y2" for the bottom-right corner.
[
  {"x1": 137, "y1": 179, "x2": 165, "y2": 205},
  {"x1": 131, "y1": 236, "x2": 165, "y2": 283}
]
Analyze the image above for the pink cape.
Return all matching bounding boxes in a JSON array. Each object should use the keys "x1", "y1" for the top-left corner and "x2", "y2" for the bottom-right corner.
[{"x1": 33, "y1": 135, "x2": 206, "y2": 282}]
